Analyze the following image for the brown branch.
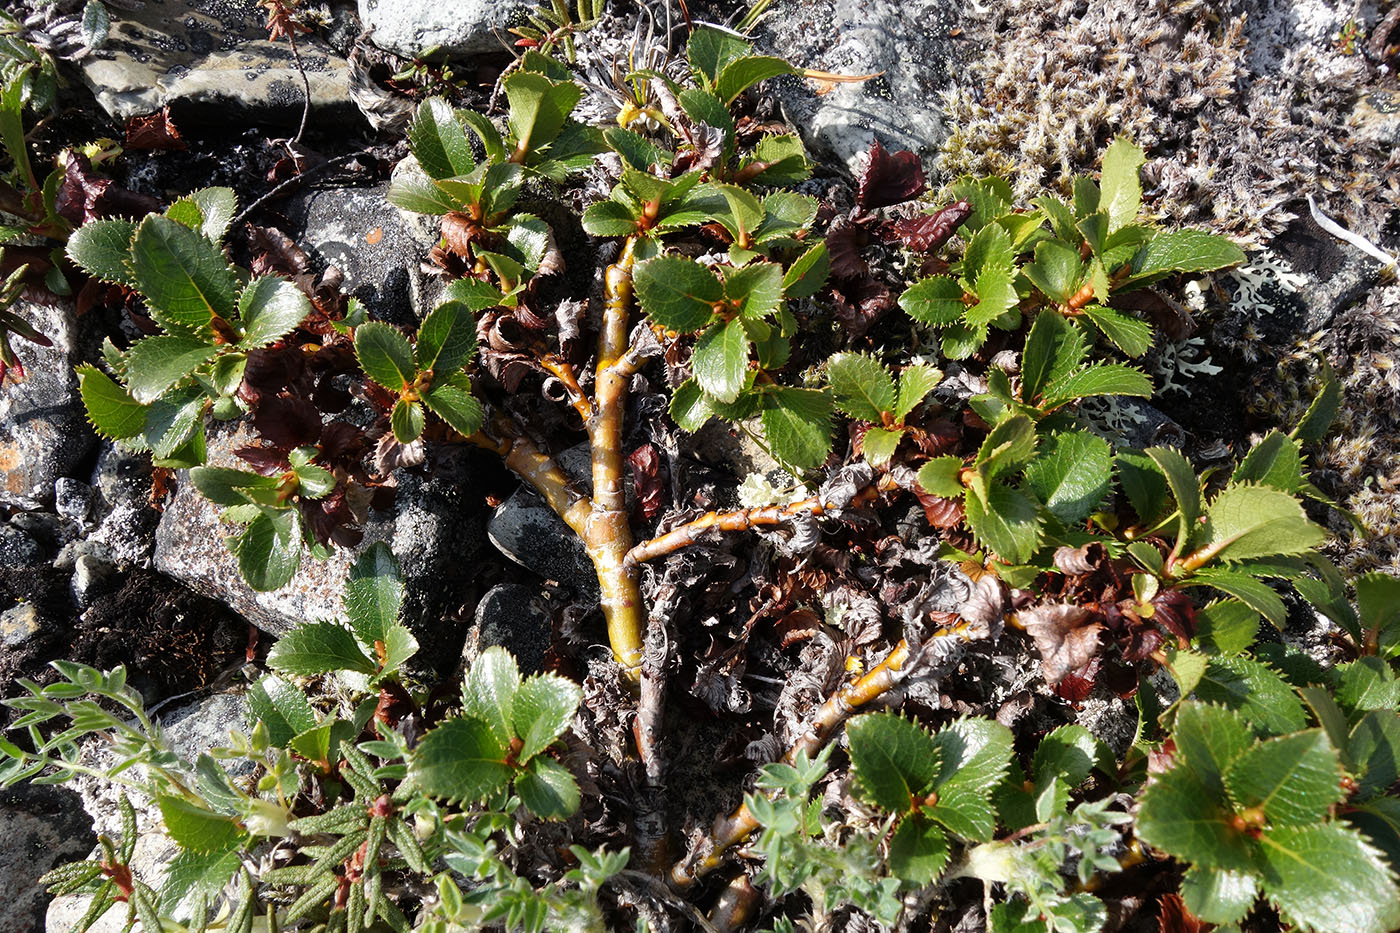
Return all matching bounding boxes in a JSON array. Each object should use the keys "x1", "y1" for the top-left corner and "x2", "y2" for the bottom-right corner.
[
  {"x1": 670, "y1": 638, "x2": 914, "y2": 889},
  {"x1": 583, "y1": 239, "x2": 646, "y2": 675},
  {"x1": 625, "y1": 482, "x2": 886, "y2": 572},
  {"x1": 465, "y1": 422, "x2": 592, "y2": 538},
  {"x1": 539, "y1": 353, "x2": 593, "y2": 422}
]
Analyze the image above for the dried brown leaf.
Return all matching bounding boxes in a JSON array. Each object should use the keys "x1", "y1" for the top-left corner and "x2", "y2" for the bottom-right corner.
[{"x1": 1020, "y1": 602, "x2": 1104, "y2": 685}]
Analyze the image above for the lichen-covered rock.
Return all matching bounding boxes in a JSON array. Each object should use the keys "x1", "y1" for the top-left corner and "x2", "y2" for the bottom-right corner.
[
  {"x1": 0, "y1": 301, "x2": 93, "y2": 510},
  {"x1": 84, "y1": 442, "x2": 161, "y2": 569},
  {"x1": 358, "y1": 0, "x2": 516, "y2": 58},
  {"x1": 154, "y1": 421, "x2": 486, "y2": 663},
  {"x1": 76, "y1": 0, "x2": 353, "y2": 123},
  {"x1": 282, "y1": 182, "x2": 441, "y2": 327},
  {"x1": 0, "y1": 603, "x2": 42, "y2": 649},
  {"x1": 760, "y1": 0, "x2": 961, "y2": 172},
  {"x1": 1, "y1": 784, "x2": 95, "y2": 933}
]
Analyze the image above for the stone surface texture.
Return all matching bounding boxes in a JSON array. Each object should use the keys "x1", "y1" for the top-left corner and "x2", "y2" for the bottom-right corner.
[
  {"x1": 469, "y1": 583, "x2": 552, "y2": 674},
  {"x1": 760, "y1": 0, "x2": 961, "y2": 172},
  {"x1": 359, "y1": 0, "x2": 514, "y2": 58},
  {"x1": 282, "y1": 182, "x2": 442, "y2": 327},
  {"x1": 0, "y1": 302, "x2": 93, "y2": 511},
  {"x1": 155, "y1": 421, "x2": 486, "y2": 656},
  {"x1": 1, "y1": 784, "x2": 96, "y2": 933},
  {"x1": 77, "y1": 0, "x2": 352, "y2": 122}
]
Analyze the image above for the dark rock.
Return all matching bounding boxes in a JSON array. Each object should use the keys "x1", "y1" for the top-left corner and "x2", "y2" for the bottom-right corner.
[
  {"x1": 53, "y1": 478, "x2": 93, "y2": 525},
  {"x1": 0, "y1": 525, "x2": 45, "y2": 570},
  {"x1": 7, "y1": 513, "x2": 63, "y2": 552},
  {"x1": 487, "y1": 489, "x2": 598, "y2": 602},
  {"x1": 154, "y1": 422, "x2": 486, "y2": 664},
  {"x1": 0, "y1": 783, "x2": 95, "y2": 933},
  {"x1": 1261, "y1": 211, "x2": 1388, "y2": 333},
  {"x1": 76, "y1": 0, "x2": 354, "y2": 124},
  {"x1": 359, "y1": 0, "x2": 516, "y2": 58},
  {"x1": 0, "y1": 302, "x2": 94, "y2": 510},
  {"x1": 0, "y1": 603, "x2": 42, "y2": 650},
  {"x1": 761, "y1": 0, "x2": 960, "y2": 171},
  {"x1": 86, "y1": 442, "x2": 159, "y2": 569},
  {"x1": 470, "y1": 583, "x2": 552, "y2": 674},
  {"x1": 282, "y1": 182, "x2": 441, "y2": 327}
]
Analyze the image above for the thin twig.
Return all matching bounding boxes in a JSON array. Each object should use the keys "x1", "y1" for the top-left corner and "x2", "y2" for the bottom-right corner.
[
  {"x1": 287, "y1": 30, "x2": 312, "y2": 146},
  {"x1": 624, "y1": 481, "x2": 887, "y2": 572},
  {"x1": 230, "y1": 149, "x2": 377, "y2": 229},
  {"x1": 670, "y1": 638, "x2": 916, "y2": 889},
  {"x1": 539, "y1": 354, "x2": 594, "y2": 421}
]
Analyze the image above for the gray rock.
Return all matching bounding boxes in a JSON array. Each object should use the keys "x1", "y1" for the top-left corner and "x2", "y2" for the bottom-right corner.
[
  {"x1": 470, "y1": 583, "x2": 552, "y2": 674},
  {"x1": 1354, "y1": 90, "x2": 1400, "y2": 147},
  {"x1": 487, "y1": 488, "x2": 598, "y2": 601},
  {"x1": 761, "y1": 0, "x2": 960, "y2": 172},
  {"x1": 53, "y1": 477, "x2": 93, "y2": 525},
  {"x1": 163, "y1": 692, "x2": 250, "y2": 765},
  {"x1": 0, "y1": 784, "x2": 95, "y2": 933},
  {"x1": 154, "y1": 422, "x2": 486, "y2": 657},
  {"x1": 359, "y1": 0, "x2": 517, "y2": 58},
  {"x1": 85, "y1": 442, "x2": 160, "y2": 569},
  {"x1": 76, "y1": 0, "x2": 354, "y2": 123},
  {"x1": 282, "y1": 182, "x2": 441, "y2": 327},
  {"x1": 6, "y1": 512, "x2": 62, "y2": 551},
  {"x1": 0, "y1": 301, "x2": 93, "y2": 510},
  {"x1": 70, "y1": 554, "x2": 118, "y2": 610},
  {"x1": 0, "y1": 524, "x2": 44, "y2": 570},
  {"x1": 0, "y1": 603, "x2": 42, "y2": 649}
]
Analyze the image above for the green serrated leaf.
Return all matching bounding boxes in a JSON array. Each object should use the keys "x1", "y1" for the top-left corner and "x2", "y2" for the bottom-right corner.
[
  {"x1": 827, "y1": 352, "x2": 895, "y2": 422},
  {"x1": 965, "y1": 481, "x2": 1042, "y2": 565},
  {"x1": 1136, "y1": 763, "x2": 1253, "y2": 872},
  {"x1": 860, "y1": 427, "x2": 903, "y2": 468},
  {"x1": 345, "y1": 541, "x2": 403, "y2": 648},
  {"x1": 582, "y1": 199, "x2": 639, "y2": 237},
  {"x1": 1292, "y1": 360, "x2": 1340, "y2": 445},
  {"x1": 1256, "y1": 823, "x2": 1400, "y2": 933},
  {"x1": 687, "y1": 26, "x2": 753, "y2": 86},
  {"x1": 782, "y1": 241, "x2": 830, "y2": 300},
  {"x1": 1193, "y1": 656, "x2": 1308, "y2": 737},
  {"x1": 847, "y1": 713, "x2": 940, "y2": 813},
  {"x1": 237, "y1": 276, "x2": 310, "y2": 349},
  {"x1": 1194, "y1": 600, "x2": 1260, "y2": 655},
  {"x1": 66, "y1": 218, "x2": 136, "y2": 286},
  {"x1": 410, "y1": 715, "x2": 512, "y2": 803},
  {"x1": 421, "y1": 378, "x2": 484, "y2": 437},
  {"x1": 1337, "y1": 657, "x2": 1400, "y2": 713},
  {"x1": 416, "y1": 300, "x2": 477, "y2": 374},
  {"x1": 229, "y1": 508, "x2": 302, "y2": 592},
  {"x1": 722, "y1": 261, "x2": 784, "y2": 321},
  {"x1": 926, "y1": 718, "x2": 1013, "y2": 841},
  {"x1": 390, "y1": 398, "x2": 425, "y2": 444},
  {"x1": 75, "y1": 364, "x2": 145, "y2": 439},
  {"x1": 516, "y1": 756, "x2": 581, "y2": 821},
  {"x1": 1032, "y1": 724, "x2": 1107, "y2": 788},
  {"x1": 759, "y1": 387, "x2": 833, "y2": 471},
  {"x1": 355, "y1": 322, "x2": 416, "y2": 392},
  {"x1": 1232, "y1": 431, "x2": 1305, "y2": 492},
  {"x1": 504, "y1": 71, "x2": 581, "y2": 161},
  {"x1": 1020, "y1": 312, "x2": 1080, "y2": 405},
  {"x1": 1146, "y1": 447, "x2": 1201, "y2": 545},
  {"x1": 246, "y1": 674, "x2": 317, "y2": 748},
  {"x1": 899, "y1": 275, "x2": 966, "y2": 326},
  {"x1": 1024, "y1": 239, "x2": 1082, "y2": 304},
  {"x1": 267, "y1": 621, "x2": 376, "y2": 677},
  {"x1": 1041, "y1": 363, "x2": 1152, "y2": 409},
  {"x1": 461, "y1": 647, "x2": 519, "y2": 749},
  {"x1": 894, "y1": 363, "x2": 941, "y2": 422},
  {"x1": 1098, "y1": 138, "x2": 1145, "y2": 231},
  {"x1": 156, "y1": 795, "x2": 243, "y2": 854},
  {"x1": 1181, "y1": 866, "x2": 1259, "y2": 926},
  {"x1": 1079, "y1": 304, "x2": 1153, "y2": 357},
  {"x1": 634, "y1": 255, "x2": 722, "y2": 332},
  {"x1": 692, "y1": 318, "x2": 749, "y2": 404},
  {"x1": 1196, "y1": 482, "x2": 1326, "y2": 565},
  {"x1": 408, "y1": 98, "x2": 477, "y2": 179},
  {"x1": 168, "y1": 187, "x2": 237, "y2": 243},
  {"x1": 976, "y1": 414, "x2": 1037, "y2": 478},
  {"x1": 1023, "y1": 430, "x2": 1112, "y2": 524},
  {"x1": 917, "y1": 456, "x2": 964, "y2": 498},
  {"x1": 513, "y1": 673, "x2": 582, "y2": 763},
  {"x1": 387, "y1": 157, "x2": 461, "y2": 215},
  {"x1": 1224, "y1": 730, "x2": 1342, "y2": 827},
  {"x1": 889, "y1": 815, "x2": 950, "y2": 884},
  {"x1": 1134, "y1": 229, "x2": 1248, "y2": 280},
  {"x1": 1185, "y1": 569, "x2": 1287, "y2": 628},
  {"x1": 129, "y1": 215, "x2": 241, "y2": 336},
  {"x1": 1171, "y1": 701, "x2": 1253, "y2": 801},
  {"x1": 124, "y1": 335, "x2": 217, "y2": 404}
]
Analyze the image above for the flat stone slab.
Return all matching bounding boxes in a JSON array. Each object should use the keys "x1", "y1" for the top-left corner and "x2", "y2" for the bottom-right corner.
[{"x1": 77, "y1": 0, "x2": 352, "y2": 123}]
